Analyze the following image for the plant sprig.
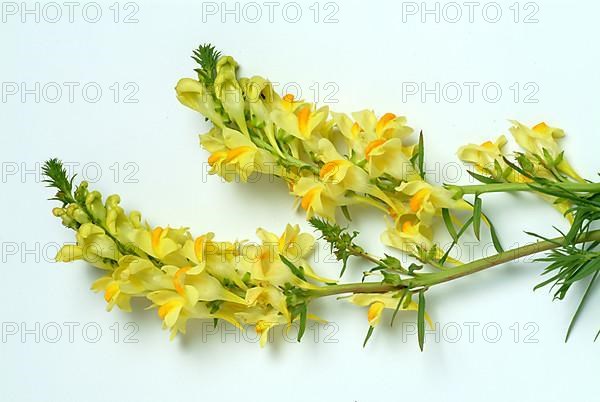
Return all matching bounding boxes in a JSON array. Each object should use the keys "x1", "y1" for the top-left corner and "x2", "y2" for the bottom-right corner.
[
  {"x1": 451, "y1": 150, "x2": 600, "y2": 340},
  {"x1": 42, "y1": 158, "x2": 76, "y2": 205},
  {"x1": 192, "y1": 43, "x2": 221, "y2": 87},
  {"x1": 309, "y1": 217, "x2": 366, "y2": 277}
]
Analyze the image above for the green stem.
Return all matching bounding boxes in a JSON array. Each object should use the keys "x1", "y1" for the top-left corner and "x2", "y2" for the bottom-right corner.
[
  {"x1": 309, "y1": 282, "x2": 398, "y2": 297},
  {"x1": 449, "y1": 182, "x2": 600, "y2": 196},
  {"x1": 351, "y1": 195, "x2": 390, "y2": 214},
  {"x1": 415, "y1": 230, "x2": 600, "y2": 288},
  {"x1": 310, "y1": 229, "x2": 600, "y2": 298}
]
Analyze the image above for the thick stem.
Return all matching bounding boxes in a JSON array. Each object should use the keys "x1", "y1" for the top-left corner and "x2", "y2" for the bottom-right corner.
[
  {"x1": 415, "y1": 229, "x2": 600, "y2": 288},
  {"x1": 310, "y1": 229, "x2": 600, "y2": 298},
  {"x1": 309, "y1": 282, "x2": 398, "y2": 297},
  {"x1": 449, "y1": 182, "x2": 600, "y2": 196}
]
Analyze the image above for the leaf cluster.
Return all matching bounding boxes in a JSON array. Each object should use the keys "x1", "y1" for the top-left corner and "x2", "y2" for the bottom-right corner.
[
  {"x1": 281, "y1": 283, "x2": 310, "y2": 342},
  {"x1": 192, "y1": 44, "x2": 221, "y2": 87},
  {"x1": 42, "y1": 158, "x2": 76, "y2": 205},
  {"x1": 529, "y1": 189, "x2": 600, "y2": 341},
  {"x1": 309, "y1": 217, "x2": 364, "y2": 277}
]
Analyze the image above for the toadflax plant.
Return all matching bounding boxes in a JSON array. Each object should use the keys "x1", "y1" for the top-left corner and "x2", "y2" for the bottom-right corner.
[
  {"x1": 172, "y1": 44, "x2": 600, "y2": 342},
  {"x1": 175, "y1": 45, "x2": 472, "y2": 265},
  {"x1": 45, "y1": 152, "x2": 600, "y2": 347}
]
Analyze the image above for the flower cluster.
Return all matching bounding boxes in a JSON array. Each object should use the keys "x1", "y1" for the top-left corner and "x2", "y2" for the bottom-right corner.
[
  {"x1": 176, "y1": 46, "x2": 468, "y2": 260},
  {"x1": 457, "y1": 121, "x2": 584, "y2": 220},
  {"x1": 45, "y1": 159, "x2": 422, "y2": 345}
]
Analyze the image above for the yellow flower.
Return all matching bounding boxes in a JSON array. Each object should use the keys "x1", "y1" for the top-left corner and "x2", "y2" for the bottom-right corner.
[
  {"x1": 160, "y1": 264, "x2": 247, "y2": 305},
  {"x1": 113, "y1": 255, "x2": 162, "y2": 292},
  {"x1": 330, "y1": 111, "x2": 371, "y2": 155},
  {"x1": 331, "y1": 110, "x2": 412, "y2": 157},
  {"x1": 240, "y1": 76, "x2": 275, "y2": 119},
  {"x1": 239, "y1": 226, "x2": 327, "y2": 288},
  {"x1": 55, "y1": 223, "x2": 120, "y2": 270},
  {"x1": 397, "y1": 180, "x2": 470, "y2": 225},
  {"x1": 262, "y1": 224, "x2": 336, "y2": 284},
  {"x1": 245, "y1": 285, "x2": 289, "y2": 318},
  {"x1": 235, "y1": 308, "x2": 289, "y2": 347},
  {"x1": 147, "y1": 290, "x2": 195, "y2": 339},
  {"x1": 136, "y1": 226, "x2": 182, "y2": 261},
  {"x1": 271, "y1": 103, "x2": 329, "y2": 140},
  {"x1": 381, "y1": 217, "x2": 434, "y2": 256},
  {"x1": 457, "y1": 135, "x2": 508, "y2": 174},
  {"x1": 348, "y1": 292, "x2": 431, "y2": 327},
  {"x1": 91, "y1": 277, "x2": 132, "y2": 312},
  {"x1": 50, "y1": 160, "x2": 346, "y2": 346},
  {"x1": 292, "y1": 177, "x2": 345, "y2": 221},
  {"x1": 352, "y1": 110, "x2": 413, "y2": 141},
  {"x1": 214, "y1": 56, "x2": 248, "y2": 135},
  {"x1": 199, "y1": 127, "x2": 226, "y2": 153},
  {"x1": 206, "y1": 127, "x2": 276, "y2": 182},
  {"x1": 509, "y1": 121, "x2": 583, "y2": 181},
  {"x1": 510, "y1": 121, "x2": 563, "y2": 158},
  {"x1": 175, "y1": 78, "x2": 224, "y2": 127},
  {"x1": 365, "y1": 138, "x2": 418, "y2": 180},
  {"x1": 276, "y1": 93, "x2": 304, "y2": 112},
  {"x1": 317, "y1": 138, "x2": 369, "y2": 192}
]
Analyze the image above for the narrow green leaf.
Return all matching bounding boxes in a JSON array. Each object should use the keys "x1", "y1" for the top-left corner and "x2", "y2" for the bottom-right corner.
[
  {"x1": 488, "y1": 219, "x2": 504, "y2": 253},
  {"x1": 297, "y1": 304, "x2": 307, "y2": 342},
  {"x1": 417, "y1": 290, "x2": 426, "y2": 351},
  {"x1": 440, "y1": 216, "x2": 473, "y2": 264},
  {"x1": 341, "y1": 205, "x2": 352, "y2": 222},
  {"x1": 565, "y1": 271, "x2": 598, "y2": 342},
  {"x1": 502, "y1": 156, "x2": 536, "y2": 180},
  {"x1": 567, "y1": 258, "x2": 600, "y2": 284},
  {"x1": 473, "y1": 195, "x2": 482, "y2": 240},
  {"x1": 418, "y1": 131, "x2": 425, "y2": 179},
  {"x1": 279, "y1": 254, "x2": 307, "y2": 281},
  {"x1": 363, "y1": 326, "x2": 375, "y2": 348},
  {"x1": 441, "y1": 208, "x2": 458, "y2": 241},
  {"x1": 390, "y1": 288, "x2": 409, "y2": 327},
  {"x1": 467, "y1": 170, "x2": 497, "y2": 184}
]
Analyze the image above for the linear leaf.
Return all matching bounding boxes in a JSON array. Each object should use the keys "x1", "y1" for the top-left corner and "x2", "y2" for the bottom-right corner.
[
  {"x1": 417, "y1": 290, "x2": 426, "y2": 351},
  {"x1": 565, "y1": 271, "x2": 598, "y2": 342},
  {"x1": 442, "y1": 208, "x2": 457, "y2": 241},
  {"x1": 363, "y1": 326, "x2": 375, "y2": 348},
  {"x1": 279, "y1": 254, "x2": 307, "y2": 281},
  {"x1": 473, "y1": 195, "x2": 482, "y2": 240},
  {"x1": 418, "y1": 131, "x2": 425, "y2": 179},
  {"x1": 467, "y1": 170, "x2": 498, "y2": 184},
  {"x1": 341, "y1": 205, "x2": 352, "y2": 221},
  {"x1": 390, "y1": 288, "x2": 409, "y2": 327},
  {"x1": 297, "y1": 304, "x2": 307, "y2": 342},
  {"x1": 488, "y1": 219, "x2": 504, "y2": 253}
]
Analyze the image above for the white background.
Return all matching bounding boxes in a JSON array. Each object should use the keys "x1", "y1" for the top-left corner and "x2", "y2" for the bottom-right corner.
[{"x1": 1, "y1": 0, "x2": 599, "y2": 401}]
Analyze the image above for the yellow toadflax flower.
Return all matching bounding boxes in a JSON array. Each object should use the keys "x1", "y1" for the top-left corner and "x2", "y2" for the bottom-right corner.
[
  {"x1": 46, "y1": 157, "x2": 340, "y2": 345},
  {"x1": 348, "y1": 292, "x2": 432, "y2": 328},
  {"x1": 458, "y1": 123, "x2": 582, "y2": 222},
  {"x1": 271, "y1": 101, "x2": 330, "y2": 141},
  {"x1": 317, "y1": 138, "x2": 369, "y2": 191},
  {"x1": 509, "y1": 121, "x2": 583, "y2": 181},
  {"x1": 397, "y1": 180, "x2": 470, "y2": 226},
  {"x1": 381, "y1": 217, "x2": 435, "y2": 257},
  {"x1": 214, "y1": 56, "x2": 248, "y2": 135},
  {"x1": 176, "y1": 48, "x2": 471, "y2": 263},
  {"x1": 457, "y1": 135, "x2": 509, "y2": 175},
  {"x1": 175, "y1": 78, "x2": 224, "y2": 128},
  {"x1": 292, "y1": 177, "x2": 346, "y2": 221},
  {"x1": 203, "y1": 127, "x2": 277, "y2": 182}
]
